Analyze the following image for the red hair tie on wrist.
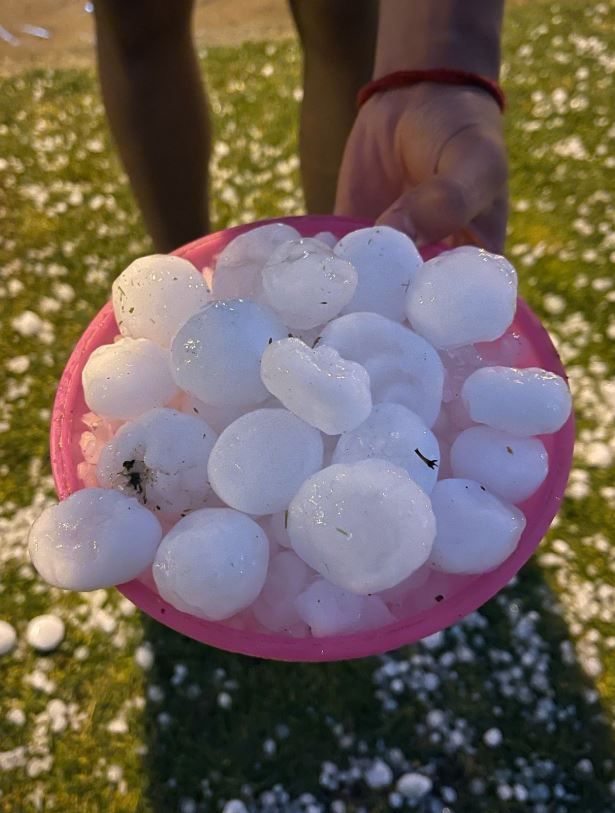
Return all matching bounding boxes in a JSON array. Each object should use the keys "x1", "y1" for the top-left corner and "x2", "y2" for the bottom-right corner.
[{"x1": 357, "y1": 69, "x2": 506, "y2": 112}]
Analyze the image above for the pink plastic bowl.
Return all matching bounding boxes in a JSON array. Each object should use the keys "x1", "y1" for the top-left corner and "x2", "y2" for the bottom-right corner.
[{"x1": 50, "y1": 215, "x2": 575, "y2": 662}]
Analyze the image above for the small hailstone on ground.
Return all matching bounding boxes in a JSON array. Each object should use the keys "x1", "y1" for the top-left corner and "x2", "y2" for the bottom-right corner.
[
  {"x1": 222, "y1": 801, "x2": 249, "y2": 813},
  {"x1": 483, "y1": 727, "x2": 503, "y2": 747},
  {"x1": 320, "y1": 313, "x2": 443, "y2": 426},
  {"x1": 6, "y1": 708, "x2": 26, "y2": 726},
  {"x1": 25, "y1": 614, "x2": 65, "y2": 652},
  {"x1": 364, "y1": 759, "x2": 394, "y2": 789},
  {"x1": 332, "y1": 403, "x2": 440, "y2": 494},
  {"x1": 0, "y1": 620, "x2": 17, "y2": 655},
  {"x1": 334, "y1": 226, "x2": 422, "y2": 322},
  {"x1": 82, "y1": 337, "x2": 178, "y2": 420},
  {"x1": 28, "y1": 488, "x2": 162, "y2": 591},
  {"x1": 260, "y1": 338, "x2": 372, "y2": 435},
  {"x1": 462, "y1": 366, "x2": 572, "y2": 435},
  {"x1": 208, "y1": 408, "x2": 323, "y2": 515},
  {"x1": 134, "y1": 643, "x2": 154, "y2": 670},
  {"x1": 451, "y1": 426, "x2": 549, "y2": 503},
  {"x1": 396, "y1": 772, "x2": 433, "y2": 800},
  {"x1": 406, "y1": 246, "x2": 518, "y2": 349},
  {"x1": 217, "y1": 691, "x2": 233, "y2": 709},
  {"x1": 252, "y1": 550, "x2": 312, "y2": 632},
  {"x1": 429, "y1": 479, "x2": 526, "y2": 574},
  {"x1": 171, "y1": 299, "x2": 286, "y2": 407},
  {"x1": 153, "y1": 508, "x2": 269, "y2": 620},
  {"x1": 212, "y1": 222, "x2": 300, "y2": 299},
  {"x1": 288, "y1": 460, "x2": 436, "y2": 594},
  {"x1": 97, "y1": 407, "x2": 217, "y2": 518},
  {"x1": 112, "y1": 254, "x2": 210, "y2": 347},
  {"x1": 261, "y1": 237, "x2": 357, "y2": 329},
  {"x1": 295, "y1": 579, "x2": 364, "y2": 636}
]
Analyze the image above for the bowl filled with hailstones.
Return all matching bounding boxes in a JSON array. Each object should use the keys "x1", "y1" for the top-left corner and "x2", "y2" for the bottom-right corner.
[{"x1": 31, "y1": 215, "x2": 574, "y2": 661}]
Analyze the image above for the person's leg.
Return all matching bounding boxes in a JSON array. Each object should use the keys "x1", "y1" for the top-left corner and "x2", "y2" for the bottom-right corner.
[
  {"x1": 288, "y1": 0, "x2": 378, "y2": 214},
  {"x1": 93, "y1": 0, "x2": 210, "y2": 252}
]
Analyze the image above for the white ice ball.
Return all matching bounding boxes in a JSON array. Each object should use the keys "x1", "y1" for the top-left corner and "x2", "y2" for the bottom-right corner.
[
  {"x1": 461, "y1": 366, "x2": 572, "y2": 436},
  {"x1": 288, "y1": 460, "x2": 436, "y2": 594},
  {"x1": 28, "y1": 488, "x2": 162, "y2": 591},
  {"x1": 252, "y1": 550, "x2": 313, "y2": 632},
  {"x1": 262, "y1": 238, "x2": 357, "y2": 329},
  {"x1": 212, "y1": 222, "x2": 300, "y2": 299},
  {"x1": 320, "y1": 313, "x2": 444, "y2": 426},
  {"x1": 97, "y1": 407, "x2": 217, "y2": 518},
  {"x1": 429, "y1": 479, "x2": 526, "y2": 573},
  {"x1": 25, "y1": 614, "x2": 65, "y2": 652},
  {"x1": 0, "y1": 620, "x2": 17, "y2": 655},
  {"x1": 152, "y1": 508, "x2": 269, "y2": 620},
  {"x1": 332, "y1": 403, "x2": 440, "y2": 494},
  {"x1": 335, "y1": 226, "x2": 422, "y2": 322},
  {"x1": 207, "y1": 408, "x2": 323, "y2": 515},
  {"x1": 82, "y1": 337, "x2": 178, "y2": 420},
  {"x1": 260, "y1": 338, "x2": 372, "y2": 435},
  {"x1": 295, "y1": 579, "x2": 364, "y2": 636},
  {"x1": 112, "y1": 254, "x2": 210, "y2": 347},
  {"x1": 171, "y1": 299, "x2": 287, "y2": 407},
  {"x1": 450, "y1": 426, "x2": 549, "y2": 503},
  {"x1": 406, "y1": 247, "x2": 518, "y2": 349}
]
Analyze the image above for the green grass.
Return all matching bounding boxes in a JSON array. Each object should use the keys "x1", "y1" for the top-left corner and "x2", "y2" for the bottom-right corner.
[{"x1": 1, "y1": 1, "x2": 614, "y2": 811}]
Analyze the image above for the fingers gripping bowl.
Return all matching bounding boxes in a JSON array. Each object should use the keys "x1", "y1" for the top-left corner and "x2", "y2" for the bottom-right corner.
[{"x1": 47, "y1": 216, "x2": 574, "y2": 662}]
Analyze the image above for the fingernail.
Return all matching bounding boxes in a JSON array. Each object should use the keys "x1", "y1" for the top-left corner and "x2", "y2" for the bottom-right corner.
[{"x1": 378, "y1": 208, "x2": 417, "y2": 239}]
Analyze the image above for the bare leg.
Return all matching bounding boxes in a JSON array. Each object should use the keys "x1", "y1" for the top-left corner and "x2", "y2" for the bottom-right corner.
[
  {"x1": 288, "y1": 0, "x2": 378, "y2": 214},
  {"x1": 93, "y1": 0, "x2": 210, "y2": 251}
]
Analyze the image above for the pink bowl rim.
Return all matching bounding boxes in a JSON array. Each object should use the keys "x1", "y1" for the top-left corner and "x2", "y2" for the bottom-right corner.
[{"x1": 50, "y1": 215, "x2": 575, "y2": 662}]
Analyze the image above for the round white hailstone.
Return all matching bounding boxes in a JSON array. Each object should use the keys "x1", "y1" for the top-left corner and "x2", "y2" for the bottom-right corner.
[
  {"x1": 222, "y1": 802, "x2": 249, "y2": 813},
  {"x1": 25, "y1": 614, "x2": 65, "y2": 652},
  {"x1": 0, "y1": 620, "x2": 17, "y2": 655},
  {"x1": 332, "y1": 403, "x2": 440, "y2": 494},
  {"x1": 483, "y1": 727, "x2": 503, "y2": 747},
  {"x1": 252, "y1": 550, "x2": 313, "y2": 632},
  {"x1": 260, "y1": 338, "x2": 372, "y2": 435},
  {"x1": 28, "y1": 488, "x2": 162, "y2": 591},
  {"x1": 450, "y1": 426, "x2": 549, "y2": 504},
  {"x1": 261, "y1": 238, "x2": 357, "y2": 329},
  {"x1": 112, "y1": 254, "x2": 210, "y2": 347},
  {"x1": 288, "y1": 460, "x2": 436, "y2": 594},
  {"x1": 97, "y1": 408, "x2": 217, "y2": 518},
  {"x1": 171, "y1": 299, "x2": 287, "y2": 407},
  {"x1": 212, "y1": 222, "x2": 300, "y2": 299},
  {"x1": 396, "y1": 773, "x2": 433, "y2": 800},
  {"x1": 406, "y1": 246, "x2": 518, "y2": 349},
  {"x1": 313, "y1": 230, "x2": 337, "y2": 248},
  {"x1": 82, "y1": 338, "x2": 178, "y2": 420},
  {"x1": 152, "y1": 508, "x2": 269, "y2": 621},
  {"x1": 334, "y1": 226, "x2": 422, "y2": 322},
  {"x1": 208, "y1": 408, "x2": 323, "y2": 515},
  {"x1": 319, "y1": 313, "x2": 443, "y2": 426},
  {"x1": 461, "y1": 366, "x2": 572, "y2": 436},
  {"x1": 365, "y1": 759, "x2": 394, "y2": 789},
  {"x1": 429, "y1": 479, "x2": 526, "y2": 574},
  {"x1": 295, "y1": 579, "x2": 364, "y2": 636},
  {"x1": 177, "y1": 391, "x2": 246, "y2": 435},
  {"x1": 261, "y1": 511, "x2": 293, "y2": 548}
]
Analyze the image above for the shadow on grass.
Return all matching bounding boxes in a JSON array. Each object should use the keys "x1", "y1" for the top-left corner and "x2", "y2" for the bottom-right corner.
[{"x1": 139, "y1": 563, "x2": 615, "y2": 813}]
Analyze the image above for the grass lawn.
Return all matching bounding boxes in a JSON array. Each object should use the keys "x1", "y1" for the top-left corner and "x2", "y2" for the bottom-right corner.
[{"x1": 1, "y1": 1, "x2": 614, "y2": 811}]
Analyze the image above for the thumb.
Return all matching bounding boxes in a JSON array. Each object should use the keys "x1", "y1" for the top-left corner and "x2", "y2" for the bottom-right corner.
[{"x1": 377, "y1": 127, "x2": 508, "y2": 250}]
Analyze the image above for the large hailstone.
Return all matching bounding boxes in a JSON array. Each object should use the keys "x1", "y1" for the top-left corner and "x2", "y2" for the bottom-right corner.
[
  {"x1": 450, "y1": 426, "x2": 549, "y2": 503},
  {"x1": 112, "y1": 254, "x2": 210, "y2": 347},
  {"x1": 332, "y1": 403, "x2": 440, "y2": 494},
  {"x1": 212, "y1": 222, "x2": 300, "y2": 299},
  {"x1": 260, "y1": 338, "x2": 372, "y2": 435},
  {"x1": 261, "y1": 238, "x2": 357, "y2": 329},
  {"x1": 152, "y1": 508, "x2": 269, "y2": 620},
  {"x1": 461, "y1": 366, "x2": 572, "y2": 436},
  {"x1": 429, "y1": 479, "x2": 526, "y2": 574},
  {"x1": 288, "y1": 460, "x2": 436, "y2": 594},
  {"x1": 334, "y1": 226, "x2": 422, "y2": 322},
  {"x1": 82, "y1": 337, "x2": 178, "y2": 420},
  {"x1": 406, "y1": 246, "x2": 518, "y2": 349},
  {"x1": 207, "y1": 408, "x2": 323, "y2": 515},
  {"x1": 171, "y1": 299, "x2": 286, "y2": 407},
  {"x1": 28, "y1": 488, "x2": 162, "y2": 591},
  {"x1": 97, "y1": 407, "x2": 217, "y2": 518},
  {"x1": 320, "y1": 312, "x2": 443, "y2": 426}
]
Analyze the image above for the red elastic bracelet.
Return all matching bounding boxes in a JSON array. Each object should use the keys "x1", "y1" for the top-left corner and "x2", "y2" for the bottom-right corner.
[{"x1": 357, "y1": 68, "x2": 506, "y2": 112}]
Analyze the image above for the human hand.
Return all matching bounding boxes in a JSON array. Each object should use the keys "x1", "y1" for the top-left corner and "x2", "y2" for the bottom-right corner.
[{"x1": 335, "y1": 84, "x2": 508, "y2": 253}]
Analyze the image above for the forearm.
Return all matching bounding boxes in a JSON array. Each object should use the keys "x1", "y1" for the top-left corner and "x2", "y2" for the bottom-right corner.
[{"x1": 374, "y1": 0, "x2": 505, "y2": 79}]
